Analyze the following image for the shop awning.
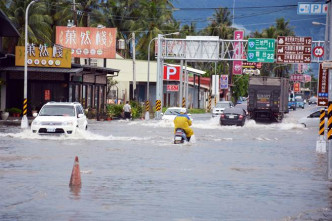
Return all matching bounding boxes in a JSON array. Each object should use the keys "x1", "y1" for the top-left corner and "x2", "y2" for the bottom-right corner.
[
  {"x1": 0, "y1": 66, "x2": 83, "y2": 73},
  {"x1": 0, "y1": 9, "x2": 20, "y2": 37}
]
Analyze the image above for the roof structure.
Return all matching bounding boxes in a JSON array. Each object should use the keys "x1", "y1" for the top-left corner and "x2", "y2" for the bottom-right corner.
[{"x1": 0, "y1": 9, "x2": 20, "y2": 37}]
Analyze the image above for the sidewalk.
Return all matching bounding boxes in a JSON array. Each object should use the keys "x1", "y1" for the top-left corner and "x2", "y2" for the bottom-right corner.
[{"x1": 0, "y1": 117, "x2": 34, "y2": 126}]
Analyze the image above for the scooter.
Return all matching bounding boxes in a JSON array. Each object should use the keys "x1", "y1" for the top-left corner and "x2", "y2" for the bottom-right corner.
[{"x1": 174, "y1": 128, "x2": 188, "y2": 144}]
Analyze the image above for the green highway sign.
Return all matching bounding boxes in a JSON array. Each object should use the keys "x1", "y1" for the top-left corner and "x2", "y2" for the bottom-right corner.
[{"x1": 247, "y1": 38, "x2": 275, "y2": 63}]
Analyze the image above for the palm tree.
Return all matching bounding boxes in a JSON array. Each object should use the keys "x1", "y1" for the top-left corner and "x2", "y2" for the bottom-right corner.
[
  {"x1": 3, "y1": 0, "x2": 53, "y2": 47},
  {"x1": 201, "y1": 7, "x2": 234, "y2": 39},
  {"x1": 132, "y1": 0, "x2": 178, "y2": 60}
]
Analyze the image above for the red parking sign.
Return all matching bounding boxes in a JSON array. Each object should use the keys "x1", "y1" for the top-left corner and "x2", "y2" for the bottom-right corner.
[{"x1": 163, "y1": 66, "x2": 180, "y2": 81}]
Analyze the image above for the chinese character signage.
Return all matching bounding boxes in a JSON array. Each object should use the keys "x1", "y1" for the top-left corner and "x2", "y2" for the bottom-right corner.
[
  {"x1": 15, "y1": 45, "x2": 71, "y2": 68},
  {"x1": 293, "y1": 82, "x2": 300, "y2": 92},
  {"x1": 276, "y1": 36, "x2": 312, "y2": 63},
  {"x1": 167, "y1": 85, "x2": 179, "y2": 92},
  {"x1": 233, "y1": 30, "x2": 244, "y2": 75},
  {"x1": 247, "y1": 38, "x2": 275, "y2": 63},
  {"x1": 290, "y1": 74, "x2": 304, "y2": 82},
  {"x1": 318, "y1": 63, "x2": 328, "y2": 106},
  {"x1": 56, "y1": 26, "x2": 117, "y2": 59},
  {"x1": 220, "y1": 75, "x2": 228, "y2": 89}
]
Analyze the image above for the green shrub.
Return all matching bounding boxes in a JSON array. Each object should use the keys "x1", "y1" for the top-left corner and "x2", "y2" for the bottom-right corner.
[
  {"x1": 106, "y1": 104, "x2": 123, "y2": 118},
  {"x1": 7, "y1": 107, "x2": 22, "y2": 114},
  {"x1": 188, "y1": 108, "x2": 206, "y2": 114}
]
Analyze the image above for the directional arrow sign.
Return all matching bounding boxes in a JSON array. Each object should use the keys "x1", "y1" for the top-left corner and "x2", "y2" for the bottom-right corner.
[{"x1": 318, "y1": 63, "x2": 328, "y2": 107}]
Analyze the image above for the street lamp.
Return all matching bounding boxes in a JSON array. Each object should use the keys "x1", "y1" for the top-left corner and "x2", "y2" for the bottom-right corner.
[
  {"x1": 146, "y1": 32, "x2": 179, "y2": 120},
  {"x1": 312, "y1": 21, "x2": 326, "y2": 26},
  {"x1": 21, "y1": 0, "x2": 39, "y2": 129}
]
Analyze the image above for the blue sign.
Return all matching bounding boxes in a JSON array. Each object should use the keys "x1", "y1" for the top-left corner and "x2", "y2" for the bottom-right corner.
[
  {"x1": 220, "y1": 75, "x2": 228, "y2": 89},
  {"x1": 298, "y1": 2, "x2": 328, "y2": 15}
]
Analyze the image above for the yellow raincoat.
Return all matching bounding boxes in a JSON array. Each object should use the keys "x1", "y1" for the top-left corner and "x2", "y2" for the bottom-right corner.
[{"x1": 173, "y1": 114, "x2": 194, "y2": 137}]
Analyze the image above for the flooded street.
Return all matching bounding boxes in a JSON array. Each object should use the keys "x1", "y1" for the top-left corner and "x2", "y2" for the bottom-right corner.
[{"x1": 1, "y1": 106, "x2": 332, "y2": 221}]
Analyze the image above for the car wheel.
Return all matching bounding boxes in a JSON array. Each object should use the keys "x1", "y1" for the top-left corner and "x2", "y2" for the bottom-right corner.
[
  {"x1": 302, "y1": 106, "x2": 304, "y2": 109},
  {"x1": 301, "y1": 123, "x2": 306, "y2": 128},
  {"x1": 220, "y1": 121, "x2": 223, "y2": 126},
  {"x1": 85, "y1": 125, "x2": 88, "y2": 130}
]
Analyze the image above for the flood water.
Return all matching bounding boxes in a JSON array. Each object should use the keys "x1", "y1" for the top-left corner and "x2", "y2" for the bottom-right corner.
[{"x1": 0, "y1": 106, "x2": 332, "y2": 221}]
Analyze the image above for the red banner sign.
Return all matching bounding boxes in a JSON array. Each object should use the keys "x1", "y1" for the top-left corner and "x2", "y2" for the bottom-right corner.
[
  {"x1": 293, "y1": 82, "x2": 300, "y2": 92},
  {"x1": 56, "y1": 26, "x2": 117, "y2": 59},
  {"x1": 233, "y1": 30, "x2": 244, "y2": 75}
]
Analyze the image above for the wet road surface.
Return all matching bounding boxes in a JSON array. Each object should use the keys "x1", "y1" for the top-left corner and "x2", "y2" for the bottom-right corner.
[{"x1": 0, "y1": 105, "x2": 332, "y2": 221}]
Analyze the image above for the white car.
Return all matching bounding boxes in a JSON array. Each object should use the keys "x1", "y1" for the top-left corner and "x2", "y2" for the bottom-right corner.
[
  {"x1": 31, "y1": 102, "x2": 88, "y2": 135},
  {"x1": 298, "y1": 108, "x2": 326, "y2": 128},
  {"x1": 161, "y1": 107, "x2": 192, "y2": 121},
  {"x1": 212, "y1": 101, "x2": 234, "y2": 117}
]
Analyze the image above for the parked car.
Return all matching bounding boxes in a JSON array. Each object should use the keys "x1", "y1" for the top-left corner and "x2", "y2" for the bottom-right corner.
[
  {"x1": 288, "y1": 100, "x2": 297, "y2": 111},
  {"x1": 212, "y1": 101, "x2": 234, "y2": 117},
  {"x1": 161, "y1": 107, "x2": 192, "y2": 121},
  {"x1": 298, "y1": 108, "x2": 326, "y2": 127},
  {"x1": 220, "y1": 107, "x2": 246, "y2": 126},
  {"x1": 308, "y1": 96, "x2": 318, "y2": 105},
  {"x1": 295, "y1": 98, "x2": 305, "y2": 109},
  {"x1": 31, "y1": 102, "x2": 88, "y2": 135}
]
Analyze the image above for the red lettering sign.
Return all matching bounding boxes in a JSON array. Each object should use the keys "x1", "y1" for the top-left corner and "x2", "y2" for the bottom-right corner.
[{"x1": 167, "y1": 85, "x2": 179, "y2": 91}]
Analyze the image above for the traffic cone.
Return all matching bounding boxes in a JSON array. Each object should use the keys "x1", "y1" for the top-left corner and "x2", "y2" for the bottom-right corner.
[{"x1": 69, "y1": 156, "x2": 81, "y2": 187}]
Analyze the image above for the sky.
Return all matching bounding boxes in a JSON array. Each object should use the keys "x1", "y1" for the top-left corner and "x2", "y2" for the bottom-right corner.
[
  {"x1": 172, "y1": 0, "x2": 326, "y2": 40},
  {"x1": 172, "y1": 0, "x2": 327, "y2": 76}
]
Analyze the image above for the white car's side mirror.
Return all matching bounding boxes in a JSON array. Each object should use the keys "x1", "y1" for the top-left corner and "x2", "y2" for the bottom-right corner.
[
  {"x1": 78, "y1": 114, "x2": 84, "y2": 118},
  {"x1": 160, "y1": 113, "x2": 164, "y2": 116},
  {"x1": 33, "y1": 113, "x2": 38, "y2": 117}
]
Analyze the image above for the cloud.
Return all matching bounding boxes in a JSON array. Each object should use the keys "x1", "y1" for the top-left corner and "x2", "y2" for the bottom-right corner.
[{"x1": 231, "y1": 23, "x2": 252, "y2": 36}]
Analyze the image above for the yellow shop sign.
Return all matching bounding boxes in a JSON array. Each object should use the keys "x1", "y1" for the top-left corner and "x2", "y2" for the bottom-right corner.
[{"x1": 15, "y1": 44, "x2": 71, "y2": 68}]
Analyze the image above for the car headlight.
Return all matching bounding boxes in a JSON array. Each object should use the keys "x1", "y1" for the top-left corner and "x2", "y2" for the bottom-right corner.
[
  {"x1": 32, "y1": 120, "x2": 40, "y2": 125},
  {"x1": 62, "y1": 121, "x2": 75, "y2": 126}
]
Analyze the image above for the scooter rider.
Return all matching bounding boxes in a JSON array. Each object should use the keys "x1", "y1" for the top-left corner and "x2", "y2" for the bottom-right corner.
[{"x1": 173, "y1": 108, "x2": 194, "y2": 141}]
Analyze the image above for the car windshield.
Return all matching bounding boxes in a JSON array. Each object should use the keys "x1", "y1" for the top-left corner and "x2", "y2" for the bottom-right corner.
[
  {"x1": 164, "y1": 108, "x2": 182, "y2": 115},
  {"x1": 216, "y1": 103, "x2": 230, "y2": 108},
  {"x1": 39, "y1": 105, "x2": 75, "y2": 117},
  {"x1": 296, "y1": 98, "x2": 303, "y2": 102}
]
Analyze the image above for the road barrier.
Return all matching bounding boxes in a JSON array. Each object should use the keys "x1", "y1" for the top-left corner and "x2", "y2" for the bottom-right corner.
[
  {"x1": 156, "y1": 100, "x2": 161, "y2": 111},
  {"x1": 320, "y1": 109, "x2": 325, "y2": 136},
  {"x1": 182, "y1": 97, "x2": 186, "y2": 108},
  {"x1": 207, "y1": 96, "x2": 211, "y2": 112},
  {"x1": 23, "y1": 98, "x2": 27, "y2": 116},
  {"x1": 145, "y1": 100, "x2": 150, "y2": 112}
]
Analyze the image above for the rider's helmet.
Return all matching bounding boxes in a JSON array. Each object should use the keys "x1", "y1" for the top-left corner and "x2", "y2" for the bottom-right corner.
[{"x1": 180, "y1": 108, "x2": 187, "y2": 114}]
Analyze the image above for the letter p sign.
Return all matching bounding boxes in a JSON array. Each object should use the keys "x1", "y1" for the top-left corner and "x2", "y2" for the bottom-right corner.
[{"x1": 163, "y1": 65, "x2": 180, "y2": 81}]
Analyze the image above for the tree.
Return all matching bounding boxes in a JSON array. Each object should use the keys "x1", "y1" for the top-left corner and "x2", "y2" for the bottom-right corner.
[
  {"x1": 231, "y1": 74, "x2": 249, "y2": 103},
  {"x1": 3, "y1": 0, "x2": 53, "y2": 47},
  {"x1": 201, "y1": 8, "x2": 234, "y2": 39}
]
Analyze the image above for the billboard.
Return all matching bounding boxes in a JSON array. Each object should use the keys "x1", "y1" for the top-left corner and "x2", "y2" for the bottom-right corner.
[
  {"x1": 56, "y1": 26, "x2": 117, "y2": 59},
  {"x1": 15, "y1": 45, "x2": 71, "y2": 68}
]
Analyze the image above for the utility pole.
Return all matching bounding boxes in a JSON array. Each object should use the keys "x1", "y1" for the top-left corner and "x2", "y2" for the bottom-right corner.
[
  {"x1": 132, "y1": 32, "x2": 136, "y2": 101},
  {"x1": 326, "y1": 0, "x2": 332, "y2": 179},
  {"x1": 72, "y1": 0, "x2": 80, "y2": 64}
]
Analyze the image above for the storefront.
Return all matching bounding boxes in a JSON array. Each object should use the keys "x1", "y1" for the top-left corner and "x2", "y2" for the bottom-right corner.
[{"x1": 0, "y1": 57, "x2": 119, "y2": 115}]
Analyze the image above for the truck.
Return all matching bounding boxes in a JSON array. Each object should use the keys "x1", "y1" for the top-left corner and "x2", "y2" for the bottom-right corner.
[{"x1": 247, "y1": 76, "x2": 289, "y2": 122}]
